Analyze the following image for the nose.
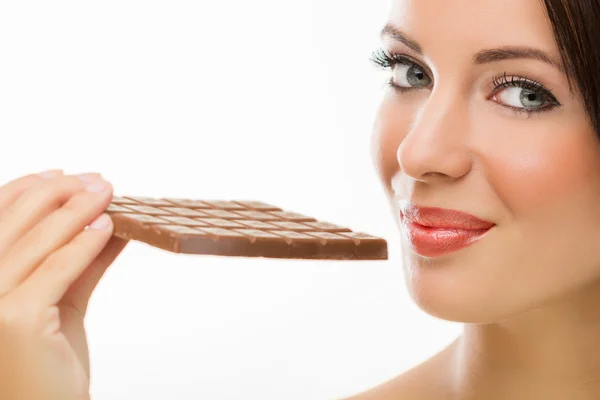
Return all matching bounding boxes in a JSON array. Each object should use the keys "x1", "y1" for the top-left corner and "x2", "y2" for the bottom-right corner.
[{"x1": 397, "y1": 90, "x2": 472, "y2": 183}]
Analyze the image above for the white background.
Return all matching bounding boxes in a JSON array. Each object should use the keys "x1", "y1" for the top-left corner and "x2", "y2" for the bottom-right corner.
[{"x1": 0, "y1": 1, "x2": 461, "y2": 399}]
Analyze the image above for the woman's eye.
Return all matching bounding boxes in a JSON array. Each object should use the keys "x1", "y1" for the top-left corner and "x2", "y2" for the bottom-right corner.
[
  {"x1": 392, "y1": 63, "x2": 432, "y2": 88},
  {"x1": 493, "y1": 87, "x2": 547, "y2": 109}
]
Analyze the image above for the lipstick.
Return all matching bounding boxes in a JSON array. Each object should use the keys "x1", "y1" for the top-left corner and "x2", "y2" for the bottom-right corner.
[{"x1": 398, "y1": 203, "x2": 495, "y2": 258}]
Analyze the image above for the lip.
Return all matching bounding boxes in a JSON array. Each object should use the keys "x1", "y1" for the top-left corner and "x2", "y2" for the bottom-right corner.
[{"x1": 398, "y1": 203, "x2": 495, "y2": 258}]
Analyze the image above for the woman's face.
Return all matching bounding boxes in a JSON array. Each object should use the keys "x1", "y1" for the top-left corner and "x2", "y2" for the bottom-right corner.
[{"x1": 373, "y1": 0, "x2": 600, "y2": 323}]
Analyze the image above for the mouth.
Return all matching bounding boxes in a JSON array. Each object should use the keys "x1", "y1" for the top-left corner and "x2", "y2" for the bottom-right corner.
[{"x1": 398, "y1": 202, "x2": 495, "y2": 258}]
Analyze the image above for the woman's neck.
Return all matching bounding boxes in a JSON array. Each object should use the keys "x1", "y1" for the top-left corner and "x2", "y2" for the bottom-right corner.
[{"x1": 451, "y1": 279, "x2": 600, "y2": 400}]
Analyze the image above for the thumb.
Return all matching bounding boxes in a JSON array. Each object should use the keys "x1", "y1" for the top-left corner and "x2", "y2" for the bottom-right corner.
[{"x1": 62, "y1": 236, "x2": 129, "y2": 316}]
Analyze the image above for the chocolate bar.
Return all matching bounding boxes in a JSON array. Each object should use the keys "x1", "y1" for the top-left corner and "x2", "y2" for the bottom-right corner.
[{"x1": 105, "y1": 196, "x2": 387, "y2": 260}]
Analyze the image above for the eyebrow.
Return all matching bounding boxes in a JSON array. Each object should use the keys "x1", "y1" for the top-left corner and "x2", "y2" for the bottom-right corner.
[{"x1": 380, "y1": 23, "x2": 564, "y2": 73}]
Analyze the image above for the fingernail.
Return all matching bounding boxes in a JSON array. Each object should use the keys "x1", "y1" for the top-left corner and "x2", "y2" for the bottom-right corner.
[
  {"x1": 38, "y1": 170, "x2": 62, "y2": 179},
  {"x1": 85, "y1": 183, "x2": 105, "y2": 193},
  {"x1": 77, "y1": 173, "x2": 102, "y2": 182},
  {"x1": 89, "y1": 214, "x2": 111, "y2": 230}
]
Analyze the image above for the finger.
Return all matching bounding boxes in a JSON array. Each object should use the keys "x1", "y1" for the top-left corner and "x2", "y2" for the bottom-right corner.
[
  {"x1": 10, "y1": 213, "x2": 114, "y2": 308},
  {"x1": 0, "y1": 174, "x2": 95, "y2": 255},
  {"x1": 0, "y1": 170, "x2": 63, "y2": 211},
  {"x1": 62, "y1": 235, "x2": 129, "y2": 315},
  {"x1": 72, "y1": 172, "x2": 103, "y2": 182},
  {"x1": 0, "y1": 180, "x2": 113, "y2": 296},
  {"x1": 57, "y1": 236, "x2": 128, "y2": 377}
]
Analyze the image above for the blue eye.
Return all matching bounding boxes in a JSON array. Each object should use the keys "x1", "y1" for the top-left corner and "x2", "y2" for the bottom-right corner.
[
  {"x1": 489, "y1": 72, "x2": 561, "y2": 116},
  {"x1": 370, "y1": 48, "x2": 562, "y2": 117},
  {"x1": 391, "y1": 62, "x2": 432, "y2": 88},
  {"x1": 370, "y1": 48, "x2": 432, "y2": 92}
]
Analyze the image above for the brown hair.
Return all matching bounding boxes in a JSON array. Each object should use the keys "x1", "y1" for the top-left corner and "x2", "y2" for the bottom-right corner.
[{"x1": 543, "y1": 0, "x2": 600, "y2": 134}]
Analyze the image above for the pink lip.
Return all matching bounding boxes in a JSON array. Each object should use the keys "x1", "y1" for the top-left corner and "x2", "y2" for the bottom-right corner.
[{"x1": 399, "y1": 203, "x2": 495, "y2": 258}]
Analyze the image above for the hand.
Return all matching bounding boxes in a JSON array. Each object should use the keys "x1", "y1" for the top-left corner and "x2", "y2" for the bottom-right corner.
[{"x1": 0, "y1": 170, "x2": 128, "y2": 400}]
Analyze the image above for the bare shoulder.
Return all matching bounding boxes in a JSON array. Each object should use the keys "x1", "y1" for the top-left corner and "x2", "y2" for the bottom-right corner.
[
  {"x1": 338, "y1": 341, "x2": 457, "y2": 400},
  {"x1": 337, "y1": 366, "x2": 435, "y2": 400}
]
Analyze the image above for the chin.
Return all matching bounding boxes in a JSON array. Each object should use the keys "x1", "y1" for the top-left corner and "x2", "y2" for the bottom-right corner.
[
  {"x1": 408, "y1": 286, "x2": 501, "y2": 324},
  {"x1": 400, "y1": 249, "x2": 522, "y2": 324}
]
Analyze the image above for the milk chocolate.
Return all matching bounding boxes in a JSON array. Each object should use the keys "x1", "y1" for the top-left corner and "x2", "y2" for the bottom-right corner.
[{"x1": 106, "y1": 196, "x2": 387, "y2": 260}]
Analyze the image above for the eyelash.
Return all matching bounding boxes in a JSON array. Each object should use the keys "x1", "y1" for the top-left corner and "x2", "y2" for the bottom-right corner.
[{"x1": 369, "y1": 48, "x2": 562, "y2": 118}]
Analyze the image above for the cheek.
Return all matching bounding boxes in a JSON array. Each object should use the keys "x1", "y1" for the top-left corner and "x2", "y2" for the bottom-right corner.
[
  {"x1": 475, "y1": 120, "x2": 600, "y2": 315},
  {"x1": 479, "y1": 123, "x2": 600, "y2": 220},
  {"x1": 371, "y1": 98, "x2": 414, "y2": 193}
]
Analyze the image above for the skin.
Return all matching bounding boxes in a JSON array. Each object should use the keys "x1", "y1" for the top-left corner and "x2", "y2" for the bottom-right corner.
[
  {"x1": 0, "y1": 170, "x2": 127, "y2": 400},
  {"x1": 345, "y1": 0, "x2": 600, "y2": 399}
]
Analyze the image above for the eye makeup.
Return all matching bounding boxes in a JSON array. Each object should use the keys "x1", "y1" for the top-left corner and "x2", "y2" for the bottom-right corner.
[{"x1": 370, "y1": 47, "x2": 563, "y2": 117}]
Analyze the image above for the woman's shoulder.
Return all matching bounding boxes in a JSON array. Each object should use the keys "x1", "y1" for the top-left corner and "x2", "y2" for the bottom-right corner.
[
  {"x1": 339, "y1": 342, "x2": 456, "y2": 400},
  {"x1": 338, "y1": 367, "x2": 434, "y2": 400}
]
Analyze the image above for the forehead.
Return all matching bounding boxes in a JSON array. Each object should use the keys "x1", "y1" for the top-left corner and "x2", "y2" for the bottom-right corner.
[{"x1": 387, "y1": 0, "x2": 556, "y2": 54}]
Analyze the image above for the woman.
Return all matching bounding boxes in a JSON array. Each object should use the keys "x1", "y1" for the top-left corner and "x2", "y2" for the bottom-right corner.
[{"x1": 0, "y1": 0, "x2": 599, "y2": 398}]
